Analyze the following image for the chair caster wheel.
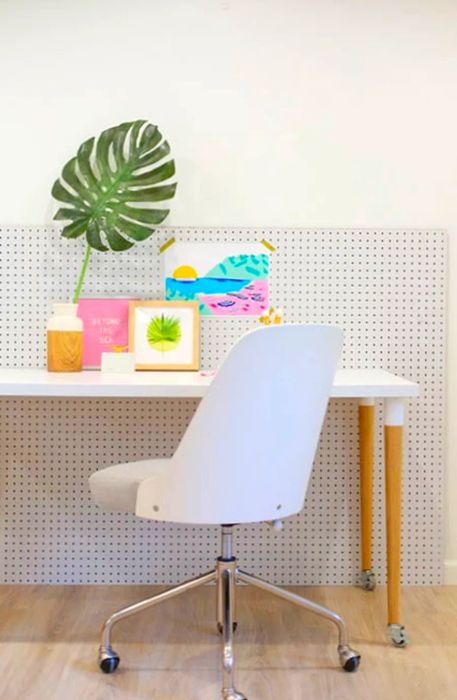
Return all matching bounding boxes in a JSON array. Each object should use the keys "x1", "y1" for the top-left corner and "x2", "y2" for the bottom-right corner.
[
  {"x1": 388, "y1": 623, "x2": 409, "y2": 647},
  {"x1": 100, "y1": 655, "x2": 120, "y2": 673},
  {"x1": 217, "y1": 622, "x2": 238, "y2": 634},
  {"x1": 99, "y1": 647, "x2": 120, "y2": 674},
  {"x1": 360, "y1": 569, "x2": 376, "y2": 591},
  {"x1": 338, "y1": 645, "x2": 361, "y2": 672},
  {"x1": 342, "y1": 655, "x2": 361, "y2": 672}
]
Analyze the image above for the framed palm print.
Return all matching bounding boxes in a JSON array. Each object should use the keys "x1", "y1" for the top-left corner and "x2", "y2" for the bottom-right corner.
[{"x1": 129, "y1": 301, "x2": 199, "y2": 370}]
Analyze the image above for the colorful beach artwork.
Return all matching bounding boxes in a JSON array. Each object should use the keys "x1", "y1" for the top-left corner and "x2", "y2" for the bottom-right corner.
[{"x1": 163, "y1": 242, "x2": 270, "y2": 316}]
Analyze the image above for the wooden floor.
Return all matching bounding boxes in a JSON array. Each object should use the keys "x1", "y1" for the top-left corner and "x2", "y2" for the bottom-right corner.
[{"x1": 1, "y1": 584, "x2": 457, "y2": 700}]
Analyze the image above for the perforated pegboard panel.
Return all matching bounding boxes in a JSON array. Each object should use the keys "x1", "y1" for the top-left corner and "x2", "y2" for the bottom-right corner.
[{"x1": 0, "y1": 227, "x2": 446, "y2": 585}]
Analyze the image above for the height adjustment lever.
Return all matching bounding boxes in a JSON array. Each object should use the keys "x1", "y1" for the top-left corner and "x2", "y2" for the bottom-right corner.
[{"x1": 266, "y1": 520, "x2": 283, "y2": 531}]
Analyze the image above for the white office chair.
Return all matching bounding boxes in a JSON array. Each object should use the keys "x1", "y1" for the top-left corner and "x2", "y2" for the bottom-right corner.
[{"x1": 90, "y1": 324, "x2": 361, "y2": 700}]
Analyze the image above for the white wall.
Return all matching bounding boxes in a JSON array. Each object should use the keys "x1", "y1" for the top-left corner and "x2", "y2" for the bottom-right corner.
[{"x1": 1, "y1": 0, "x2": 457, "y2": 578}]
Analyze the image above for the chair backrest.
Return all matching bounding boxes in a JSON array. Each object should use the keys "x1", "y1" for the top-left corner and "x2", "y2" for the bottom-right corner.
[{"x1": 136, "y1": 324, "x2": 343, "y2": 525}]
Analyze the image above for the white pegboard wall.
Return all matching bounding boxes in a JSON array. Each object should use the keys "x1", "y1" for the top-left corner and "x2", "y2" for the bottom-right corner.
[{"x1": 0, "y1": 227, "x2": 446, "y2": 585}]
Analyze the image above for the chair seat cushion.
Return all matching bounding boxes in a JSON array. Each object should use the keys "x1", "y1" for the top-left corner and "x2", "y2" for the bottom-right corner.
[{"x1": 89, "y1": 458, "x2": 170, "y2": 513}]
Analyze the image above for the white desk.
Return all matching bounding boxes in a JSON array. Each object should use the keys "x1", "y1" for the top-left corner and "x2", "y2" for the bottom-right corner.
[
  {"x1": 0, "y1": 368, "x2": 418, "y2": 399},
  {"x1": 0, "y1": 367, "x2": 419, "y2": 646}
]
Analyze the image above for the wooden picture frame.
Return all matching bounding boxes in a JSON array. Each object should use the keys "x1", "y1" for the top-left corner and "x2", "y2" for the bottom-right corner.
[{"x1": 129, "y1": 300, "x2": 200, "y2": 371}]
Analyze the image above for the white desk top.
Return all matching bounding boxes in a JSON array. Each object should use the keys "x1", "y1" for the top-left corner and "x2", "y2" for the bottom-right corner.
[{"x1": 0, "y1": 368, "x2": 419, "y2": 399}]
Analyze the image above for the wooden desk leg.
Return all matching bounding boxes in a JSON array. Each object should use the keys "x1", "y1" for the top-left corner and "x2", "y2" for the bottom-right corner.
[
  {"x1": 359, "y1": 398, "x2": 376, "y2": 591},
  {"x1": 384, "y1": 397, "x2": 409, "y2": 647}
]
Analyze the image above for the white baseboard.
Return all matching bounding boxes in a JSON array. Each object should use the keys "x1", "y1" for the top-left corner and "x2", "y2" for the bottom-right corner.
[{"x1": 444, "y1": 560, "x2": 457, "y2": 584}]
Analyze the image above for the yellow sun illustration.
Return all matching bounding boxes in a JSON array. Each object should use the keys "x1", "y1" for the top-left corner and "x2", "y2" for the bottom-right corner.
[{"x1": 172, "y1": 265, "x2": 198, "y2": 280}]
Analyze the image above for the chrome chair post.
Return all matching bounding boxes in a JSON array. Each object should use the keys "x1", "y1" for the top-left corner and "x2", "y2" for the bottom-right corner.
[
  {"x1": 221, "y1": 525, "x2": 234, "y2": 559},
  {"x1": 217, "y1": 526, "x2": 237, "y2": 633},
  {"x1": 217, "y1": 568, "x2": 224, "y2": 632},
  {"x1": 219, "y1": 559, "x2": 246, "y2": 700}
]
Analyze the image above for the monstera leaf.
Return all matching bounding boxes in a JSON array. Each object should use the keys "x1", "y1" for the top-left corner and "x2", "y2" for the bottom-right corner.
[{"x1": 52, "y1": 119, "x2": 176, "y2": 252}]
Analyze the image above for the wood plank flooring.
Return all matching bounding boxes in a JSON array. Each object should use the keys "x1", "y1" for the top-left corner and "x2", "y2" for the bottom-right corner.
[{"x1": 1, "y1": 584, "x2": 456, "y2": 700}]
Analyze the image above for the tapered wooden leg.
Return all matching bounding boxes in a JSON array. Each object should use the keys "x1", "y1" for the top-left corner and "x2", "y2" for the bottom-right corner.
[
  {"x1": 384, "y1": 398, "x2": 409, "y2": 647},
  {"x1": 359, "y1": 399, "x2": 376, "y2": 591}
]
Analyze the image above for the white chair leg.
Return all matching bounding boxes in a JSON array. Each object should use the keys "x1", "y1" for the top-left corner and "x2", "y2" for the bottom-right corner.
[
  {"x1": 99, "y1": 570, "x2": 216, "y2": 673},
  {"x1": 237, "y1": 570, "x2": 361, "y2": 672},
  {"x1": 220, "y1": 563, "x2": 247, "y2": 700}
]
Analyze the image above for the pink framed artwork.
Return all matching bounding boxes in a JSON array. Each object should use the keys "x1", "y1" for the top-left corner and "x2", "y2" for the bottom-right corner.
[{"x1": 77, "y1": 298, "x2": 133, "y2": 368}]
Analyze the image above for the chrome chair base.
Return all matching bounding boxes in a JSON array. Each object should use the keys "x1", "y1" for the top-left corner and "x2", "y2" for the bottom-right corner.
[
  {"x1": 222, "y1": 692, "x2": 247, "y2": 700},
  {"x1": 98, "y1": 526, "x2": 361, "y2": 697}
]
